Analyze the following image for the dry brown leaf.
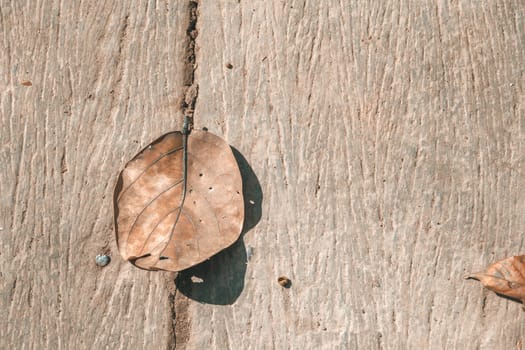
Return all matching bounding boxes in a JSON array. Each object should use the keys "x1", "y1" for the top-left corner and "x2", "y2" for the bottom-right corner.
[
  {"x1": 466, "y1": 255, "x2": 525, "y2": 305},
  {"x1": 114, "y1": 129, "x2": 244, "y2": 272}
]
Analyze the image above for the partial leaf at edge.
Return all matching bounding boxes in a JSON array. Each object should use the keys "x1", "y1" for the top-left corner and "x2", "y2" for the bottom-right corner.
[{"x1": 466, "y1": 255, "x2": 525, "y2": 305}]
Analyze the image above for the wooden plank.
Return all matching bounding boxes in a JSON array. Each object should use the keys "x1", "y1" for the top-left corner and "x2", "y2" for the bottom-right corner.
[
  {"x1": 2, "y1": 0, "x2": 524, "y2": 349},
  {"x1": 0, "y1": 1, "x2": 190, "y2": 348},
  {"x1": 181, "y1": 0, "x2": 525, "y2": 349}
]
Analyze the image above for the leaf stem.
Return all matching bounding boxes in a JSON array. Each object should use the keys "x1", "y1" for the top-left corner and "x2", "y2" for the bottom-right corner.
[{"x1": 182, "y1": 115, "x2": 192, "y2": 135}]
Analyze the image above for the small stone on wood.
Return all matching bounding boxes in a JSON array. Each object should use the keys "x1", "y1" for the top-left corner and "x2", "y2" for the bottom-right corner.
[
  {"x1": 278, "y1": 276, "x2": 291, "y2": 288},
  {"x1": 95, "y1": 254, "x2": 111, "y2": 267}
]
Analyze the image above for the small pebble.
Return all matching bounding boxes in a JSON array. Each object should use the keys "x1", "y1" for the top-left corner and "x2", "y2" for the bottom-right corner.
[
  {"x1": 246, "y1": 246, "x2": 254, "y2": 261},
  {"x1": 278, "y1": 276, "x2": 291, "y2": 288},
  {"x1": 95, "y1": 254, "x2": 111, "y2": 267},
  {"x1": 191, "y1": 276, "x2": 204, "y2": 283}
]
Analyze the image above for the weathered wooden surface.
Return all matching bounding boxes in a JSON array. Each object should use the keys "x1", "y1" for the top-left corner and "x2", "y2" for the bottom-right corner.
[
  {"x1": 186, "y1": 0, "x2": 525, "y2": 349},
  {"x1": 1, "y1": 0, "x2": 524, "y2": 349},
  {"x1": 1, "y1": 1, "x2": 189, "y2": 349}
]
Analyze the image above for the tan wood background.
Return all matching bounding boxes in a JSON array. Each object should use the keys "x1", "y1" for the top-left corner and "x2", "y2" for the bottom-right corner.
[{"x1": 1, "y1": 1, "x2": 524, "y2": 349}]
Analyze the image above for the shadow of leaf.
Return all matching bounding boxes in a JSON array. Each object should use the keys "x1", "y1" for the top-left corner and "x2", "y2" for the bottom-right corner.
[{"x1": 175, "y1": 146, "x2": 262, "y2": 305}]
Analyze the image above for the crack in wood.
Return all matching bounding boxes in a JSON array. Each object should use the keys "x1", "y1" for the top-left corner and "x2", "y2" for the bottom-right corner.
[
  {"x1": 174, "y1": 293, "x2": 191, "y2": 350},
  {"x1": 167, "y1": 290, "x2": 177, "y2": 350},
  {"x1": 181, "y1": 0, "x2": 199, "y2": 127},
  {"x1": 171, "y1": 2, "x2": 199, "y2": 348}
]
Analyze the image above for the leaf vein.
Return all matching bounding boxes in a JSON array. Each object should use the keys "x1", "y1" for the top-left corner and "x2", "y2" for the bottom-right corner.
[
  {"x1": 125, "y1": 178, "x2": 183, "y2": 250},
  {"x1": 118, "y1": 144, "x2": 184, "y2": 202}
]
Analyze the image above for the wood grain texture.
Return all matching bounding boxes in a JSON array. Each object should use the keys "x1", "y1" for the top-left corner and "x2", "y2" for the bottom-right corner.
[
  {"x1": 186, "y1": 0, "x2": 525, "y2": 349},
  {"x1": 1, "y1": 0, "x2": 524, "y2": 349},
  {"x1": 0, "y1": 1, "x2": 190, "y2": 349}
]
